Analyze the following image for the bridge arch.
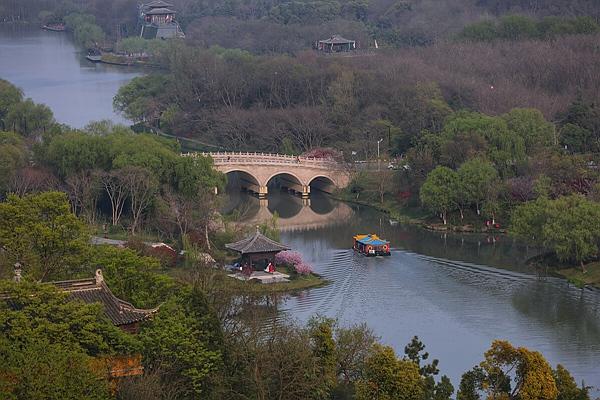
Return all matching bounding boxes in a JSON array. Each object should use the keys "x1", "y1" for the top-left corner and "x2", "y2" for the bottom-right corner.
[
  {"x1": 265, "y1": 171, "x2": 307, "y2": 197},
  {"x1": 308, "y1": 175, "x2": 336, "y2": 194},
  {"x1": 223, "y1": 168, "x2": 263, "y2": 196}
]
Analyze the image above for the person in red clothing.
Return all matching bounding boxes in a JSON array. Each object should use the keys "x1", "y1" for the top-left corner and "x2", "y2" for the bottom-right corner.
[{"x1": 265, "y1": 262, "x2": 275, "y2": 273}]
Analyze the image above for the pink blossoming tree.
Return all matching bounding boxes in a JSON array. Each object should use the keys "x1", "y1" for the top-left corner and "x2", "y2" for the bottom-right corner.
[{"x1": 275, "y1": 251, "x2": 313, "y2": 275}]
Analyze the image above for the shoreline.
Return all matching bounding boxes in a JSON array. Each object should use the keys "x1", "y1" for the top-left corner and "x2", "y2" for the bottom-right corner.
[
  {"x1": 333, "y1": 192, "x2": 506, "y2": 234},
  {"x1": 335, "y1": 192, "x2": 600, "y2": 289}
]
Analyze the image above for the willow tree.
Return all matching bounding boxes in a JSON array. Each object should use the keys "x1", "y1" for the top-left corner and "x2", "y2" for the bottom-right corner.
[{"x1": 420, "y1": 166, "x2": 459, "y2": 225}]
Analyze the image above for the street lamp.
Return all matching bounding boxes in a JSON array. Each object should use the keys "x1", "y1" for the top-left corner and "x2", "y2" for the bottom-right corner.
[{"x1": 377, "y1": 138, "x2": 383, "y2": 171}]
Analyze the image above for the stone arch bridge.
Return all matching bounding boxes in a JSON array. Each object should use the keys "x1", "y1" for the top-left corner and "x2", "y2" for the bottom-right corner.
[{"x1": 187, "y1": 152, "x2": 351, "y2": 198}]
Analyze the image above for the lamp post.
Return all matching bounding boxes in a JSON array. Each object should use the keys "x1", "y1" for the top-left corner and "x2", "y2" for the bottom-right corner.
[{"x1": 377, "y1": 138, "x2": 383, "y2": 171}]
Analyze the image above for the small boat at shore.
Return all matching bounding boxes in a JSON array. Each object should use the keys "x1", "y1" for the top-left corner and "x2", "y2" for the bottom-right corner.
[
  {"x1": 85, "y1": 48, "x2": 102, "y2": 62},
  {"x1": 42, "y1": 23, "x2": 65, "y2": 32},
  {"x1": 353, "y1": 234, "x2": 391, "y2": 257}
]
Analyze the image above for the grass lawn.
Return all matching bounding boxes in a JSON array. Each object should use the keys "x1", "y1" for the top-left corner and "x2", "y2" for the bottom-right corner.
[{"x1": 556, "y1": 262, "x2": 600, "y2": 289}]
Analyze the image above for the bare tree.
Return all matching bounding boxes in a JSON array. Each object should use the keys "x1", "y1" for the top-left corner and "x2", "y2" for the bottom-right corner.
[
  {"x1": 8, "y1": 166, "x2": 59, "y2": 196},
  {"x1": 155, "y1": 187, "x2": 220, "y2": 247},
  {"x1": 120, "y1": 166, "x2": 158, "y2": 234},
  {"x1": 65, "y1": 170, "x2": 101, "y2": 224},
  {"x1": 99, "y1": 170, "x2": 128, "y2": 227}
]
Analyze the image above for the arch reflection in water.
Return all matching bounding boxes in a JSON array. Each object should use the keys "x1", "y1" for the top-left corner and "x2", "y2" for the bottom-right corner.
[{"x1": 224, "y1": 190, "x2": 354, "y2": 232}]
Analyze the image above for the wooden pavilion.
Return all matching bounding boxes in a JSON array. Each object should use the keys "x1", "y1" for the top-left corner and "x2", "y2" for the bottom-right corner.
[
  {"x1": 226, "y1": 229, "x2": 290, "y2": 269},
  {"x1": 317, "y1": 35, "x2": 356, "y2": 53}
]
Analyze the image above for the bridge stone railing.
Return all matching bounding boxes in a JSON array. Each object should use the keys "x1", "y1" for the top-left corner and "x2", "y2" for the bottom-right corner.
[{"x1": 184, "y1": 152, "x2": 340, "y2": 168}]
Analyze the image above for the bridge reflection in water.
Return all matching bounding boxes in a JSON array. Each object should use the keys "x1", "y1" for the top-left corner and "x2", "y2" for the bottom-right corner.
[{"x1": 224, "y1": 190, "x2": 354, "y2": 232}]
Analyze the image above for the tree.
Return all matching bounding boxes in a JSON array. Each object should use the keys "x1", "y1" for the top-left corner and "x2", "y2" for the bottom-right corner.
[
  {"x1": 459, "y1": 340, "x2": 558, "y2": 400},
  {"x1": 0, "y1": 281, "x2": 137, "y2": 355},
  {"x1": 308, "y1": 317, "x2": 337, "y2": 398},
  {"x1": 120, "y1": 166, "x2": 158, "y2": 234},
  {"x1": 6, "y1": 166, "x2": 60, "y2": 197},
  {"x1": 0, "y1": 191, "x2": 88, "y2": 281},
  {"x1": 113, "y1": 75, "x2": 172, "y2": 125},
  {"x1": 139, "y1": 289, "x2": 224, "y2": 398},
  {"x1": 99, "y1": 169, "x2": 128, "y2": 227},
  {"x1": 554, "y1": 364, "x2": 590, "y2": 400},
  {"x1": 503, "y1": 108, "x2": 555, "y2": 154},
  {"x1": 443, "y1": 112, "x2": 525, "y2": 177},
  {"x1": 0, "y1": 79, "x2": 23, "y2": 129},
  {"x1": 512, "y1": 195, "x2": 600, "y2": 271},
  {"x1": 334, "y1": 322, "x2": 378, "y2": 384},
  {"x1": 404, "y1": 336, "x2": 453, "y2": 400},
  {"x1": 42, "y1": 132, "x2": 112, "y2": 178},
  {"x1": 0, "y1": 340, "x2": 112, "y2": 400},
  {"x1": 66, "y1": 170, "x2": 101, "y2": 224},
  {"x1": 91, "y1": 245, "x2": 176, "y2": 309},
  {"x1": 457, "y1": 158, "x2": 498, "y2": 216},
  {"x1": 420, "y1": 166, "x2": 459, "y2": 224},
  {"x1": 0, "y1": 131, "x2": 27, "y2": 196},
  {"x1": 155, "y1": 187, "x2": 217, "y2": 243},
  {"x1": 510, "y1": 197, "x2": 549, "y2": 242},
  {"x1": 225, "y1": 316, "x2": 328, "y2": 400},
  {"x1": 355, "y1": 344, "x2": 424, "y2": 400},
  {"x1": 457, "y1": 368, "x2": 484, "y2": 400},
  {"x1": 542, "y1": 195, "x2": 600, "y2": 271},
  {"x1": 5, "y1": 98, "x2": 54, "y2": 136},
  {"x1": 560, "y1": 124, "x2": 593, "y2": 154}
]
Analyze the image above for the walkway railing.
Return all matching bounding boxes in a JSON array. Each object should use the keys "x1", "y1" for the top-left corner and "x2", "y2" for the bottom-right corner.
[{"x1": 184, "y1": 152, "x2": 340, "y2": 167}]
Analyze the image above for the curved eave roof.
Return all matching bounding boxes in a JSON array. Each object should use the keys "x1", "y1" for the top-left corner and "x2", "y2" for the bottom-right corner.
[
  {"x1": 53, "y1": 278, "x2": 158, "y2": 326},
  {"x1": 226, "y1": 231, "x2": 290, "y2": 254},
  {"x1": 144, "y1": 7, "x2": 176, "y2": 15}
]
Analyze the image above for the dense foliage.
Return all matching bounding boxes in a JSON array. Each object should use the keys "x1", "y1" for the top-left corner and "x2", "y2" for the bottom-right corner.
[{"x1": 459, "y1": 15, "x2": 600, "y2": 42}]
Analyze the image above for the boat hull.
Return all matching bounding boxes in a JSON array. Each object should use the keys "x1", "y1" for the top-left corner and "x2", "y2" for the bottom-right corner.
[{"x1": 353, "y1": 247, "x2": 391, "y2": 257}]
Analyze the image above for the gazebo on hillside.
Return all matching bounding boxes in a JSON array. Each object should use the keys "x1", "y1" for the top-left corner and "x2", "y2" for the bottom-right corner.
[
  {"x1": 317, "y1": 35, "x2": 356, "y2": 53},
  {"x1": 226, "y1": 229, "x2": 290, "y2": 269}
]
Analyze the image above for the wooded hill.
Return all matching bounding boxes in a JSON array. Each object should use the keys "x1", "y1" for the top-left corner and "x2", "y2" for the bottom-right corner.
[{"x1": 3, "y1": 0, "x2": 600, "y2": 51}]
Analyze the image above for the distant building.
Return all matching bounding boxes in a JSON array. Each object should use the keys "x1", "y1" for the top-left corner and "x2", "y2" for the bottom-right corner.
[
  {"x1": 138, "y1": 0, "x2": 185, "y2": 39},
  {"x1": 317, "y1": 35, "x2": 356, "y2": 53}
]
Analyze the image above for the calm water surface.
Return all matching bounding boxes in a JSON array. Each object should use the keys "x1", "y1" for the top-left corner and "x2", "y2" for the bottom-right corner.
[
  {"x1": 0, "y1": 26, "x2": 140, "y2": 127},
  {"x1": 229, "y1": 190, "x2": 600, "y2": 390}
]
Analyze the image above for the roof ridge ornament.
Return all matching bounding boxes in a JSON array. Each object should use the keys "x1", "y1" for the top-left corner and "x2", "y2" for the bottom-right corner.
[
  {"x1": 95, "y1": 269, "x2": 104, "y2": 286},
  {"x1": 14, "y1": 262, "x2": 22, "y2": 283}
]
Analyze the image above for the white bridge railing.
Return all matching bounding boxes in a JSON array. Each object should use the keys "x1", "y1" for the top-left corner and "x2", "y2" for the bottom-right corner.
[{"x1": 184, "y1": 152, "x2": 340, "y2": 167}]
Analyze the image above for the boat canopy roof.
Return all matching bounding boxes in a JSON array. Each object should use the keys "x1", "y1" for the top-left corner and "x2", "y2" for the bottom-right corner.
[{"x1": 353, "y1": 234, "x2": 389, "y2": 246}]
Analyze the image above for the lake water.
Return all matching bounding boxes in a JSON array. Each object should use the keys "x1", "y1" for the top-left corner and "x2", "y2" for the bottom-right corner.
[
  {"x1": 0, "y1": 26, "x2": 140, "y2": 127},
  {"x1": 229, "y1": 190, "x2": 600, "y2": 391}
]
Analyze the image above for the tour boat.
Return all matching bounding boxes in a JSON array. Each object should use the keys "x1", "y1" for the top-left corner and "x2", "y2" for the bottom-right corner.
[{"x1": 353, "y1": 234, "x2": 391, "y2": 257}]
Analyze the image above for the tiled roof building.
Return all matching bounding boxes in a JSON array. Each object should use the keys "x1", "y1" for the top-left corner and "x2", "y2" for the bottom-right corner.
[
  {"x1": 226, "y1": 229, "x2": 291, "y2": 268},
  {"x1": 226, "y1": 230, "x2": 290, "y2": 255},
  {"x1": 53, "y1": 269, "x2": 157, "y2": 333}
]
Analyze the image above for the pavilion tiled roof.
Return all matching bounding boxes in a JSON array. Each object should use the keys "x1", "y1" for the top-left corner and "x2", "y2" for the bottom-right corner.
[
  {"x1": 144, "y1": 7, "x2": 176, "y2": 15},
  {"x1": 144, "y1": 0, "x2": 174, "y2": 8},
  {"x1": 52, "y1": 270, "x2": 157, "y2": 326},
  {"x1": 226, "y1": 230, "x2": 290, "y2": 254},
  {"x1": 319, "y1": 35, "x2": 355, "y2": 45}
]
